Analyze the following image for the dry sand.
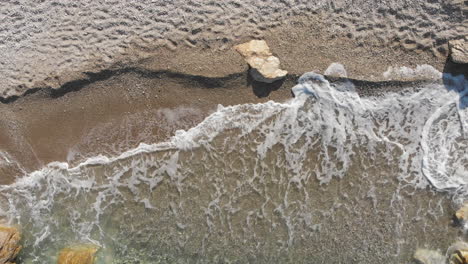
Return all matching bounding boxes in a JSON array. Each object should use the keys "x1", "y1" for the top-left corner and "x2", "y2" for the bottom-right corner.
[{"x1": 1, "y1": 0, "x2": 466, "y2": 98}]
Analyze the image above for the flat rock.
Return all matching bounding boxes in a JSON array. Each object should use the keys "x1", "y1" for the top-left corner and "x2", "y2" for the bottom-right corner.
[
  {"x1": 413, "y1": 249, "x2": 446, "y2": 264},
  {"x1": 449, "y1": 37, "x2": 468, "y2": 64},
  {"x1": 234, "y1": 40, "x2": 272, "y2": 58},
  {"x1": 0, "y1": 226, "x2": 21, "y2": 264},
  {"x1": 234, "y1": 40, "x2": 287, "y2": 83},
  {"x1": 57, "y1": 244, "x2": 99, "y2": 264}
]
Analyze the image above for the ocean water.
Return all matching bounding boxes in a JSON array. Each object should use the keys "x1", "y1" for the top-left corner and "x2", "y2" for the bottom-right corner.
[{"x1": 0, "y1": 71, "x2": 467, "y2": 263}]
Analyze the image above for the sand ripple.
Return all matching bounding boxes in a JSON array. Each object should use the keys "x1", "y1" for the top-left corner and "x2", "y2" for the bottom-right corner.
[{"x1": 0, "y1": 0, "x2": 466, "y2": 98}]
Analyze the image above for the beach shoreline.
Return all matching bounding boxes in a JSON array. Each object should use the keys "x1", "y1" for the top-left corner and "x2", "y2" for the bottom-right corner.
[
  {"x1": 0, "y1": 1, "x2": 467, "y2": 261},
  {"x1": 2, "y1": 7, "x2": 466, "y2": 180},
  {"x1": 0, "y1": 59, "x2": 459, "y2": 185}
]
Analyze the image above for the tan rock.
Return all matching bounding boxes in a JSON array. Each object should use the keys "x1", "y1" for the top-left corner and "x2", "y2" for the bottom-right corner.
[
  {"x1": 455, "y1": 202, "x2": 468, "y2": 222},
  {"x1": 234, "y1": 40, "x2": 287, "y2": 83},
  {"x1": 448, "y1": 242, "x2": 468, "y2": 264},
  {"x1": 413, "y1": 248, "x2": 445, "y2": 264},
  {"x1": 449, "y1": 249, "x2": 468, "y2": 264},
  {"x1": 57, "y1": 244, "x2": 99, "y2": 264},
  {"x1": 0, "y1": 226, "x2": 21, "y2": 264},
  {"x1": 449, "y1": 37, "x2": 468, "y2": 64},
  {"x1": 234, "y1": 40, "x2": 272, "y2": 58}
]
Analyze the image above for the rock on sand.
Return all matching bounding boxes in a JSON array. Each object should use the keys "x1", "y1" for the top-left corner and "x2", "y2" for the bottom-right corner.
[
  {"x1": 449, "y1": 37, "x2": 468, "y2": 64},
  {"x1": 234, "y1": 40, "x2": 287, "y2": 83}
]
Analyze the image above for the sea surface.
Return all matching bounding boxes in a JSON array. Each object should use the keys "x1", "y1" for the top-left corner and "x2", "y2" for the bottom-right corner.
[{"x1": 0, "y1": 71, "x2": 467, "y2": 263}]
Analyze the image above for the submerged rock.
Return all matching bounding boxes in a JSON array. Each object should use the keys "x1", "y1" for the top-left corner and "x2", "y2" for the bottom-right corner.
[
  {"x1": 449, "y1": 250, "x2": 468, "y2": 264},
  {"x1": 413, "y1": 249, "x2": 445, "y2": 264},
  {"x1": 234, "y1": 40, "x2": 287, "y2": 83},
  {"x1": 57, "y1": 244, "x2": 99, "y2": 264},
  {"x1": 455, "y1": 203, "x2": 468, "y2": 223},
  {"x1": 448, "y1": 242, "x2": 468, "y2": 264},
  {"x1": 449, "y1": 37, "x2": 468, "y2": 64},
  {"x1": 0, "y1": 226, "x2": 21, "y2": 264}
]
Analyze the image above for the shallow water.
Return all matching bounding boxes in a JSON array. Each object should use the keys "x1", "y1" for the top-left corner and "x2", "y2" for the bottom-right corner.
[{"x1": 0, "y1": 72, "x2": 467, "y2": 263}]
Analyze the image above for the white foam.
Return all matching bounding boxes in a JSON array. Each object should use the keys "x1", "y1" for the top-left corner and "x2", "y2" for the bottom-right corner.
[
  {"x1": 0, "y1": 71, "x2": 467, "y2": 262},
  {"x1": 383, "y1": 64, "x2": 443, "y2": 80}
]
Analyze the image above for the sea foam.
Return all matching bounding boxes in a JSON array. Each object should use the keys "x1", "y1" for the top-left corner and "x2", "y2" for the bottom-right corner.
[{"x1": 0, "y1": 70, "x2": 466, "y2": 262}]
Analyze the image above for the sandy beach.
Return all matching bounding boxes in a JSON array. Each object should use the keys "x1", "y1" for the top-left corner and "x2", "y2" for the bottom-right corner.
[
  {"x1": 1, "y1": 0, "x2": 466, "y2": 99},
  {"x1": 1, "y1": 0, "x2": 466, "y2": 173},
  {"x1": 1, "y1": 10, "x2": 466, "y2": 182},
  {"x1": 0, "y1": 0, "x2": 467, "y2": 263}
]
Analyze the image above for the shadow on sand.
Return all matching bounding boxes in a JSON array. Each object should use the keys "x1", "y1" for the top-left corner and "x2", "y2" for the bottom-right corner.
[{"x1": 246, "y1": 68, "x2": 286, "y2": 98}]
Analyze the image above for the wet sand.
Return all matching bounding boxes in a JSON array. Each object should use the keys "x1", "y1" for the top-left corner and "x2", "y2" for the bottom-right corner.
[
  {"x1": 2, "y1": 75, "x2": 465, "y2": 263},
  {"x1": 0, "y1": 71, "x2": 456, "y2": 185},
  {"x1": 0, "y1": 6, "x2": 466, "y2": 180},
  {"x1": 0, "y1": 69, "x2": 296, "y2": 184},
  {"x1": 1, "y1": 13, "x2": 462, "y2": 184},
  {"x1": 0, "y1": 2, "x2": 467, "y2": 263}
]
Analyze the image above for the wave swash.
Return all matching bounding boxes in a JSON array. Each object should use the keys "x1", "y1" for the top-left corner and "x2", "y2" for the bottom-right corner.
[{"x1": 0, "y1": 70, "x2": 467, "y2": 263}]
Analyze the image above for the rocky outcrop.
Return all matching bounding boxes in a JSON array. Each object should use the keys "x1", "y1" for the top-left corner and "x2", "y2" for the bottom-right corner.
[
  {"x1": 0, "y1": 226, "x2": 21, "y2": 264},
  {"x1": 57, "y1": 244, "x2": 99, "y2": 264},
  {"x1": 234, "y1": 40, "x2": 287, "y2": 83},
  {"x1": 449, "y1": 37, "x2": 468, "y2": 64}
]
